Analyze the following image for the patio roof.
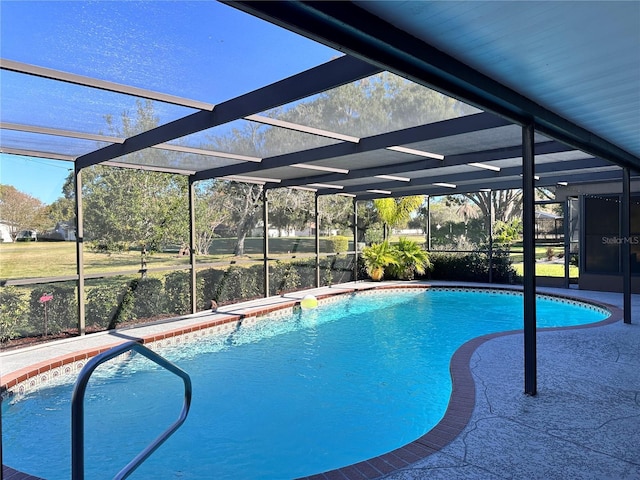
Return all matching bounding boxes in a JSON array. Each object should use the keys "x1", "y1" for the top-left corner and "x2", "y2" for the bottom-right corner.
[{"x1": 1, "y1": 1, "x2": 638, "y2": 199}]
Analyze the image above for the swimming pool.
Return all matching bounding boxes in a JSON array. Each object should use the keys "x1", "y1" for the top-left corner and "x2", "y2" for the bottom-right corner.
[{"x1": 2, "y1": 288, "x2": 610, "y2": 479}]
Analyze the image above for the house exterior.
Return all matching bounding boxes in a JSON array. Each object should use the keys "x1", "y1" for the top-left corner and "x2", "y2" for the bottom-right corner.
[
  {"x1": 0, "y1": 221, "x2": 13, "y2": 242},
  {"x1": 557, "y1": 180, "x2": 640, "y2": 293}
]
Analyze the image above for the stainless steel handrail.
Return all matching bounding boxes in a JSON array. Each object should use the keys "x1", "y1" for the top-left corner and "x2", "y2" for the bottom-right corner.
[{"x1": 71, "y1": 340, "x2": 192, "y2": 480}]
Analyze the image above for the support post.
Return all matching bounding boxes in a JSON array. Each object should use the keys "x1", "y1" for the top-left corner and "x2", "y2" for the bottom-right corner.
[
  {"x1": 488, "y1": 190, "x2": 494, "y2": 283},
  {"x1": 522, "y1": 122, "x2": 537, "y2": 396},
  {"x1": 263, "y1": 188, "x2": 270, "y2": 298},
  {"x1": 426, "y1": 195, "x2": 431, "y2": 251},
  {"x1": 315, "y1": 193, "x2": 320, "y2": 288},
  {"x1": 563, "y1": 198, "x2": 571, "y2": 289},
  {"x1": 353, "y1": 199, "x2": 359, "y2": 282},
  {"x1": 622, "y1": 167, "x2": 632, "y2": 324},
  {"x1": 188, "y1": 177, "x2": 197, "y2": 314},
  {"x1": 75, "y1": 166, "x2": 85, "y2": 335}
]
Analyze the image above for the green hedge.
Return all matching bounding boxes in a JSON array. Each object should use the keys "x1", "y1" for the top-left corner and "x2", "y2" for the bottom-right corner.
[
  {"x1": 1, "y1": 256, "x2": 360, "y2": 344},
  {"x1": 324, "y1": 236, "x2": 350, "y2": 253},
  {"x1": 28, "y1": 284, "x2": 77, "y2": 336},
  {"x1": 165, "y1": 271, "x2": 204, "y2": 315},
  {"x1": 0, "y1": 287, "x2": 28, "y2": 342},
  {"x1": 425, "y1": 251, "x2": 519, "y2": 284},
  {"x1": 86, "y1": 283, "x2": 132, "y2": 330}
]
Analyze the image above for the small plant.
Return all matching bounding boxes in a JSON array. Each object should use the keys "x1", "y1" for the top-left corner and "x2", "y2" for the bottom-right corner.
[
  {"x1": 361, "y1": 241, "x2": 398, "y2": 281},
  {"x1": 387, "y1": 237, "x2": 432, "y2": 280}
]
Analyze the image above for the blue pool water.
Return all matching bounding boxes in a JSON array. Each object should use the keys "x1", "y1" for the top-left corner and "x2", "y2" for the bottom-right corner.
[{"x1": 2, "y1": 289, "x2": 608, "y2": 479}]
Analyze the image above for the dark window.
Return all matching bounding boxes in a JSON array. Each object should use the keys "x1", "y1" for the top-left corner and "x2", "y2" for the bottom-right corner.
[{"x1": 584, "y1": 196, "x2": 619, "y2": 273}]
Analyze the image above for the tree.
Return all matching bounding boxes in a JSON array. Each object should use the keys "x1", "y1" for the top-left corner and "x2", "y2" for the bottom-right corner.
[
  {"x1": 373, "y1": 195, "x2": 425, "y2": 240},
  {"x1": 318, "y1": 195, "x2": 353, "y2": 235},
  {"x1": 204, "y1": 71, "x2": 474, "y2": 252},
  {"x1": 494, "y1": 218, "x2": 523, "y2": 250},
  {"x1": 459, "y1": 190, "x2": 523, "y2": 225},
  {"x1": 79, "y1": 100, "x2": 189, "y2": 250},
  {"x1": 82, "y1": 164, "x2": 188, "y2": 250},
  {"x1": 0, "y1": 185, "x2": 48, "y2": 241},
  {"x1": 209, "y1": 123, "x2": 265, "y2": 256},
  {"x1": 46, "y1": 172, "x2": 76, "y2": 235},
  {"x1": 193, "y1": 180, "x2": 234, "y2": 255},
  {"x1": 267, "y1": 188, "x2": 314, "y2": 236}
]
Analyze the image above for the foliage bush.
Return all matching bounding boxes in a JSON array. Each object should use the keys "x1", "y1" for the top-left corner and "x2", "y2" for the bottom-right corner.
[
  {"x1": 290, "y1": 259, "x2": 317, "y2": 290},
  {"x1": 425, "y1": 251, "x2": 519, "y2": 284},
  {"x1": 323, "y1": 254, "x2": 355, "y2": 285},
  {"x1": 0, "y1": 287, "x2": 28, "y2": 342},
  {"x1": 2, "y1": 256, "x2": 360, "y2": 344},
  {"x1": 214, "y1": 266, "x2": 262, "y2": 304},
  {"x1": 324, "y1": 235, "x2": 350, "y2": 253},
  {"x1": 386, "y1": 237, "x2": 432, "y2": 280},
  {"x1": 28, "y1": 284, "x2": 77, "y2": 335},
  {"x1": 129, "y1": 277, "x2": 166, "y2": 320},
  {"x1": 198, "y1": 268, "x2": 226, "y2": 308},
  {"x1": 270, "y1": 261, "x2": 301, "y2": 295},
  {"x1": 364, "y1": 226, "x2": 384, "y2": 245},
  {"x1": 361, "y1": 241, "x2": 398, "y2": 280},
  {"x1": 85, "y1": 283, "x2": 132, "y2": 330},
  {"x1": 165, "y1": 271, "x2": 204, "y2": 315}
]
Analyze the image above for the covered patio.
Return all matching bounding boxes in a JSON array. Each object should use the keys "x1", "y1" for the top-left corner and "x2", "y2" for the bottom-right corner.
[{"x1": 1, "y1": 1, "x2": 639, "y2": 478}]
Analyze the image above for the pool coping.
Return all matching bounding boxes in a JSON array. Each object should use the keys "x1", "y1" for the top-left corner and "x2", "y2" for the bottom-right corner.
[{"x1": 1, "y1": 282, "x2": 624, "y2": 479}]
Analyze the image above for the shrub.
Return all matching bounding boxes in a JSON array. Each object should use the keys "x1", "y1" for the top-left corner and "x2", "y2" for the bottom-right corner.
[
  {"x1": 28, "y1": 284, "x2": 77, "y2": 335},
  {"x1": 426, "y1": 251, "x2": 519, "y2": 284},
  {"x1": 546, "y1": 247, "x2": 555, "y2": 261},
  {"x1": 325, "y1": 236, "x2": 350, "y2": 253},
  {"x1": 361, "y1": 241, "x2": 398, "y2": 281},
  {"x1": 164, "y1": 271, "x2": 203, "y2": 315},
  {"x1": 319, "y1": 257, "x2": 334, "y2": 286},
  {"x1": 110, "y1": 283, "x2": 137, "y2": 329},
  {"x1": 199, "y1": 268, "x2": 225, "y2": 308},
  {"x1": 0, "y1": 287, "x2": 28, "y2": 342},
  {"x1": 215, "y1": 266, "x2": 261, "y2": 304},
  {"x1": 86, "y1": 284, "x2": 126, "y2": 329},
  {"x1": 387, "y1": 238, "x2": 431, "y2": 280},
  {"x1": 291, "y1": 258, "x2": 317, "y2": 290},
  {"x1": 270, "y1": 261, "x2": 300, "y2": 295},
  {"x1": 130, "y1": 277, "x2": 166, "y2": 320},
  {"x1": 323, "y1": 254, "x2": 354, "y2": 285}
]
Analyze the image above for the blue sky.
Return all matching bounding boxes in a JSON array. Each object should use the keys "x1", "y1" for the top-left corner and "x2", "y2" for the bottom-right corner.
[{"x1": 0, "y1": 1, "x2": 338, "y2": 205}]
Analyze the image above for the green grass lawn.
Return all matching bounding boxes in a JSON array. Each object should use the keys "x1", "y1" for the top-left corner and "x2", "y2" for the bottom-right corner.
[
  {"x1": 2, "y1": 240, "x2": 578, "y2": 280},
  {"x1": 1, "y1": 242, "x2": 315, "y2": 279},
  {"x1": 0, "y1": 242, "x2": 194, "y2": 279},
  {"x1": 512, "y1": 262, "x2": 579, "y2": 278}
]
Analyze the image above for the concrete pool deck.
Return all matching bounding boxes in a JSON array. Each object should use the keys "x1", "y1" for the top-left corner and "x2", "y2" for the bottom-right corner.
[{"x1": 2, "y1": 282, "x2": 639, "y2": 479}]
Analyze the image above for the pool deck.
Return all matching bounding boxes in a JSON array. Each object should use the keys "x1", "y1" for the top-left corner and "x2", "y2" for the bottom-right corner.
[{"x1": 2, "y1": 281, "x2": 640, "y2": 479}]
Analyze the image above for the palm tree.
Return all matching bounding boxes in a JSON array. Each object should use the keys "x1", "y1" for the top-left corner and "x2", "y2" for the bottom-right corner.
[
  {"x1": 373, "y1": 195, "x2": 424, "y2": 240},
  {"x1": 361, "y1": 241, "x2": 398, "y2": 281}
]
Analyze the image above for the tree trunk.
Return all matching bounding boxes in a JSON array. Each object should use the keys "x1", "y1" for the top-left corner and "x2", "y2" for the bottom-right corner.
[{"x1": 233, "y1": 214, "x2": 256, "y2": 256}]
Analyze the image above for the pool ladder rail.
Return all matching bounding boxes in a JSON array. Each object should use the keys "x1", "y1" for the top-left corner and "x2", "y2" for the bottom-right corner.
[{"x1": 70, "y1": 341, "x2": 192, "y2": 480}]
